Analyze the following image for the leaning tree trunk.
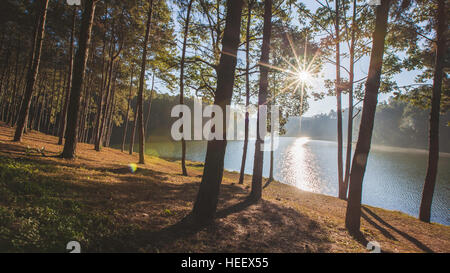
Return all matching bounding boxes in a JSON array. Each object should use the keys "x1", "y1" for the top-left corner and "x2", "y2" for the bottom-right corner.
[
  {"x1": 58, "y1": 6, "x2": 76, "y2": 145},
  {"x1": 13, "y1": 0, "x2": 49, "y2": 142},
  {"x1": 419, "y1": 0, "x2": 447, "y2": 223},
  {"x1": 345, "y1": 0, "x2": 391, "y2": 232},
  {"x1": 336, "y1": 0, "x2": 345, "y2": 200},
  {"x1": 249, "y1": 0, "x2": 272, "y2": 202},
  {"x1": 136, "y1": 0, "x2": 154, "y2": 164},
  {"x1": 343, "y1": 0, "x2": 357, "y2": 198},
  {"x1": 179, "y1": 0, "x2": 194, "y2": 176},
  {"x1": 238, "y1": 0, "x2": 253, "y2": 185},
  {"x1": 191, "y1": 0, "x2": 244, "y2": 224},
  {"x1": 61, "y1": 0, "x2": 97, "y2": 159}
]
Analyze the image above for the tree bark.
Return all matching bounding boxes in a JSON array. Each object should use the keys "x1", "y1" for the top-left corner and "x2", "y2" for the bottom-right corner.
[
  {"x1": 179, "y1": 0, "x2": 194, "y2": 176},
  {"x1": 238, "y1": 0, "x2": 253, "y2": 185},
  {"x1": 345, "y1": 0, "x2": 391, "y2": 232},
  {"x1": 61, "y1": 0, "x2": 97, "y2": 159},
  {"x1": 249, "y1": 0, "x2": 272, "y2": 202},
  {"x1": 13, "y1": 0, "x2": 49, "y2": 142},
  {"x1": 336, "y1": 0, "x2": 345, "y2": 200},
  {"x1": 121, "y1": 71, "x2": 133, "y2": 152},
  {"x1": 136, "y1": 0, "x2": 154, "y2": 164},
  {"x1": 343, "y1": 0, "x2": 357, "y2": 199},
  {"x1": 58, "y1": 6, "x2": 77, "y2": 145},
  {"x1": 191, "y1": 0, "x2": 244, "y2": 224},
  {"x1": 129, "y1": 99, "x2": 138, "y2": 155},
  {"x1": 419, "y1": 0, "x2": 447, "y2": 223},
  {"x1": 144, "y1": 72, "x2": 155, "y2": 134}
]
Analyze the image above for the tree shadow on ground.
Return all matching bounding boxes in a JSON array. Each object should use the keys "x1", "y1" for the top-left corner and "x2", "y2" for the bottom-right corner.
[
  {"x1": 126, "y1": 195, "x2": 333, "y2": 253},
  {"x1": 362, "y1": 207, "x2": 433, "y2": 253}
]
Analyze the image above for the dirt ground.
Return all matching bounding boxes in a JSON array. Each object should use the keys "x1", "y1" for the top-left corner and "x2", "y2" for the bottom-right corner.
[{"x1": 0, "y1": 122, "x2": 448, "y2": 253}]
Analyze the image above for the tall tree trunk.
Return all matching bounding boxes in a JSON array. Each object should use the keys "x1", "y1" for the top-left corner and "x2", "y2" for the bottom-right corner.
[
  {"x1": 121, "y1": 71, "x2": 133, "y2": 152},
  {"x1": 179, "y1": 0, "x2": 194, "y2": 176},
  {"x1": 136, "y1": 0, "x2": 154, "y2": 164},
  {"x1": 419, "y1": 0, "x2": 447, "y2": 223},
  {"x1": 93, "y1": 11, "x2": 109, "y2": 149},
  {"x1": 239, "y1": 0, "x2": 253, "y2": 185},
  {"x1": 45, "y1": 63, "x2": 58, "y2": 134},
  {"x1": 61, "y1": 0, "x2": 97, "y2": 159},
  {"x1": 129, "y1": 100, "x2": 138, "y2": 155},
  {"x1": 13, "y1": 0, "x2": 49, "y2": 141},
  {"x1": 96, "y1": 29, "x2": 115, "y2": 151},
  {"x1": 7, "y1": 38, "x2": 21, "y2": 125},
  {"x1": 343, "y1": 0, "x2": 357, "y2": 199},
  {"x1": 336, "y1": 0, "x2": 345, "y2": 200},
  {"x1": 191, "y1": 0, "x2": 244, "y2": 224},
  {"x1": 250, "y1": 0, "x2": 272, "y2": 202},
  {"x1": 144, "y1": 74, "x2": 154, "y2": 134},
  {"x1": 345, "y1": 0, "x2": 391, "y2": 232},
  {"x1": 59, "y1": 6, "x2": 76, "y2": 145},
  {"x1": 98, "y1": 57, "x2": 115, "y2": 149}
]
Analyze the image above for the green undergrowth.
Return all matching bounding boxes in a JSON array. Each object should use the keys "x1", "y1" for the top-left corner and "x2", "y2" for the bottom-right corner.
[{"x1": 0, "y1": 157, "x2": 138, "y2": 252}]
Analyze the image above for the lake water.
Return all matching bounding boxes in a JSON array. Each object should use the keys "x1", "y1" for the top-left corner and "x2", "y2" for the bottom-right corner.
[{"x1": 144, "y1": 137, "x2": 450, "y2": 225}]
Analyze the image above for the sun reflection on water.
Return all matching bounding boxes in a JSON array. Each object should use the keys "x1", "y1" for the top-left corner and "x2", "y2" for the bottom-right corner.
[{"x1": 280, "y1": 137, "x2": 321, "y2": 193}]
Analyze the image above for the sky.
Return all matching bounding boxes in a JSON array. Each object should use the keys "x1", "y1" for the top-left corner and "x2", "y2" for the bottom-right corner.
[{"x1": 150, "y1": 0, "x2": 425, "y2": 118}]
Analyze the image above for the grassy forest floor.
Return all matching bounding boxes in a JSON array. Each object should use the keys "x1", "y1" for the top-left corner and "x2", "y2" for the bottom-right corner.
[{"x1": 0, "y1": 122, "x2": 449, "y2": 253}]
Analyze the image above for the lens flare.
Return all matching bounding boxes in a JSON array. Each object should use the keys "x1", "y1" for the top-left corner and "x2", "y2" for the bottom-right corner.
[{"x1": 128, "y1": 163, "x2": 138, "y2": 173}]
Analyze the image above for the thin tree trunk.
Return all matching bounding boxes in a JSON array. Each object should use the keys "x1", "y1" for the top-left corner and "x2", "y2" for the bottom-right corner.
[
  {"x1": 268, "y1": 128, "x2": 274, "y2": 182},
  {"x1": 250, "y1": 0, "x2": 272, "y2": 202},
  {"x1": 144, "y1": 72, "x2": 155, "y2": 134},
  {"x1": 136, "y1": 0, "x2": 154, "y2": 164},
  {"x1": 129, "y1": 99, "x2": 138, "y2": 155},
  {"x1": 96, "y1": 34, "x2": 114, "y2": 151},
  {"x1": 179, "y1": 0, "x2": 194, "y2": 176},
  {"x1": 239, "y1": 0, "x2": 253, "y2": 185},
  {"x1": 121, "y1": 71, "x2": 133, "y2": 152},
  {"x1": 191, "y1": 0, "x2": 244, "y2": 224},
  {"x1": 419, "y1": 0, "x2": 447, "y2": 223},
  {"x1": 336, "y1": 0, "x2": 345, "y2": 200},
  {"x1": 144, "y1": 80, "x2": 154, "y2": 139},
  {"x1": 98, "y1": 58, "x2": 114, "y2": 148},
  {"x1": 58, "y1": 6, "x2": 76, "y2": 145},
  {"x1": 61, "y1": 0, "x2": 97, "y2": 159},
  {"x1": 45, "y1": 63, "x2": 58, "y2": 133},
  {"x1": 13, "y1": 0, "x2": 49, "y2": 142},
  {"x1": 93, "y1": 11, "x2": 109, "y2": 149},
  {"x1": 345, "y1": 0, "x2": 391, "y2": 232},
  {"x1": 343, "y1": 0, "x2": 357, "y2": 199}
]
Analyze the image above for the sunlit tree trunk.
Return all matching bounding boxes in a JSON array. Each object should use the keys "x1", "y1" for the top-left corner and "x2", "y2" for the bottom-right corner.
[
  {"x1": 250, "y1": 0, "x2": 272, "y2": 202},
  {"x1": 13, "y1": 0, "x2": 49, "y2": 142},
  {"x1": 345, "y1": 0, "x2": 391, "y2": 232},
  {"x1": 192, "y1": 0, "x2": 244, "y2": 224},
  {"x1": 61, "y1": 0, "x2": 97, "y2": 159},
  {"x1": 419, "y1": 0, "x2": 447, "y2": 223}
]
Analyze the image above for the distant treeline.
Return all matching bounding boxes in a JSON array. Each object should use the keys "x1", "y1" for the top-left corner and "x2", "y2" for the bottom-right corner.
[
  {"x1": 286, "y1": 99, "x2": 450, "y2": 153},
  {"x1": 111, "y1": 94, "x2": 449, "y2": 153}
]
